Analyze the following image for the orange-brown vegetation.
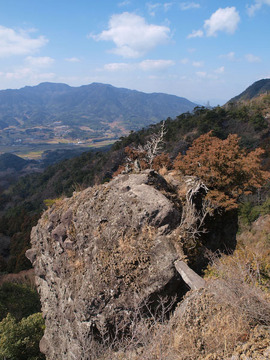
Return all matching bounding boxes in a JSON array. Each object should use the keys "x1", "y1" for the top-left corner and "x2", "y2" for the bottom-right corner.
[
  {"x1": 152, "y1": 153, "x2": 172, "y2": 172},
  {"x1": 174, "y1": 131, "x2": 270, "y2": 210},
  {"x1": 113, "y1": 147, "x2": 171, "y2": 177}
]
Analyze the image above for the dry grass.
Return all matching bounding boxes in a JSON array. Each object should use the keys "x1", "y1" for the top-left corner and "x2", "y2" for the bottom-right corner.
[
  {"x1": 170, "y1": 289, "x2": 250, "y2": 359},
  {"x1": 79, "y1": 296, "x2": 177, "y2": 360},
  {"x1": 81, "y1": 216, "x2": 270, "y2": 360},
  {"x1": 205, "y1": 215, "x2": 270, "y2": 326}
]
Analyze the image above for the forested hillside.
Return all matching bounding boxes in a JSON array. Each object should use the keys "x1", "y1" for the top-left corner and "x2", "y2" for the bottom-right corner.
[
  {"x1": 229, "y1": 78, "x2": 270, "y2": 103},
  {"x1": 0, "y1": 82, "x2": 197, "y2": 155},
  {"x1": 0, "y1": 95, "x2": 269, "y2": 273},
  {"x1": 0, "y1": 89, "x2": 270, "y2": 360}
]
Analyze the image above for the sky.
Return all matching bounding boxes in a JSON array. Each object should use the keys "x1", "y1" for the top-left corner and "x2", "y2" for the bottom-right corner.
[{"x1": 0, "y1": 0, "x2": 269, "y2": 105}]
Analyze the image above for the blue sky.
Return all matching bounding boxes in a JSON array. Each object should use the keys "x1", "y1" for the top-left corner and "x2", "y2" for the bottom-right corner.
[{"x1": 0, "y1": 0, "x2": 269, "y2": 105}]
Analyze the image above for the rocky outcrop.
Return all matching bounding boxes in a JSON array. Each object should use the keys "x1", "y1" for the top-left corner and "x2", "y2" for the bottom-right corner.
[{"x1": 27, "y1": 170, "x2": 237, "y2": 359}]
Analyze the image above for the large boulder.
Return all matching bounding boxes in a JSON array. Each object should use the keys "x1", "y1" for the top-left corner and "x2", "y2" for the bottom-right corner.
[
  {"x1": 27, "y1": 171, "x2": 185, "y2": 359},
  {"x1": 27, "y1": 170, "x2": 238, "y2": 359}
]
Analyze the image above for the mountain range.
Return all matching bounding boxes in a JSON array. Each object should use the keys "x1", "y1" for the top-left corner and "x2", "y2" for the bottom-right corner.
[
  {"x1": 0, "y1": 79, "x2": 270, "y2": 360},
  {"x1": 0, "y1": 82, "x2": 197, "y2": 152}
]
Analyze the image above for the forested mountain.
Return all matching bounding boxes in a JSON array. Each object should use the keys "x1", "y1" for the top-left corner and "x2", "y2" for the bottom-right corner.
[
  {"x1": 229, "y1": 78, "x2": 270, "y2": 103},
  {"x1": 0, "y1": 90, "x2": 269, "y2": 273},
  {"x1": 0, "y1": 82, "x2": 197, "y2": 136},
  {"x1": 0, "y1": 153, "x2": 30, "y2": 172},
  {"x1": 0, "y1": 83, "x2": 270, "y2": 360}
]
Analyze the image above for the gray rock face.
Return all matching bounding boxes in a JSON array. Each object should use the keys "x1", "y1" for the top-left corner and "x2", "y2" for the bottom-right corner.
[
  {"x1": 27, "y1": 171, "x2": 183, "y2": 359},
  {"x1": 27, "y1": 170, "x2": 237, "y2": 359}
]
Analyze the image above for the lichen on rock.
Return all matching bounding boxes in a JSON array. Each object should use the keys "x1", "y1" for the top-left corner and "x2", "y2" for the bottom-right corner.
[{"x1": 26, "y1": 170, "x2": 237, "y2": 359}]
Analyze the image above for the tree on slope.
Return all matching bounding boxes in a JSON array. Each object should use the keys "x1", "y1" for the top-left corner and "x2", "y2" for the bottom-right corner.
[{"x1": 174, "y1": 131, "x2": 270, "y2": 210}]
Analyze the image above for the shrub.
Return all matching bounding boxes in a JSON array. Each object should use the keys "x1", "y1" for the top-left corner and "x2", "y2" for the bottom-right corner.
[
  {"x1": 174, "y1": 131, "x2": 270, "y2": 210},
  {"x1": 0, "y1": 312, "x2": 45, "y2": 360}
]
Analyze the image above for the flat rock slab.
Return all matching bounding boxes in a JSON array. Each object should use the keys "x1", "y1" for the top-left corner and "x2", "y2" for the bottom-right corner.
[{"x1": 174, "y1": 260, "x2": 206, "y2": 290}]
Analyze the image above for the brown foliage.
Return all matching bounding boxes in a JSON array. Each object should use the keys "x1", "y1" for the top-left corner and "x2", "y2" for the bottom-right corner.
[
  {"x1": 152, "y1": 153, "x2": 172, "y2": 172},
  {"x1": 174, "y1": 131, "x2": 270, "y2": 209},
  {"x1": 112, "y1": 165, "x2": 125, "y2": 178},
  {"x1": 113, "y1": 148, "x2": 171, "y2": 176}
]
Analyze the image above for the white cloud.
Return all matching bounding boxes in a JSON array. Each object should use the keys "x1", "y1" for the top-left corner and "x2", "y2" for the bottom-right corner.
[
  {"x1": 147, "y1": 3, "x2": 161, "y2": 16},
  {"x1": 25, "y1": 56, "x2": 54, "y2": 67},
  {"x1": 65, "y1": 57, "x2": 81, "y2": 63},
  {"x1": 180, "y1": 58, "x2": 189, "y2": 64},
  {"x1": 192, "y1": 61, "x2": 204, "y2": 67},
  {"x1": 196, "y1": 71, "x2": 218, "y2": 80},
  {"x1": 5, "y1": 67, "x2": 32, "y2": 79},
  {"x1": 187, "y1": 29, "x2": 203, "y2": 38},
  {"x1": 139, "y1": 59, "x2": 175, "y2": 71},
  {"x1": 214, "y1": 66, "x2": 225, "y2": 73},
  {"x1": 219, "y1": 51, "x2": 235, "y2": 60},
  {"x1": 245, "y1": 53, "x2": 261, "y2": 62},
  {"x1": 180, "y1": 2, "x2": 201, "y2": 10},
  {"x1": 247, "y1": 0, "x2": 270, "y2": 16},
  {"x1": 90, "y1": 12, "x2": 170, "y2": 58},
  {"x1": 196, "y1": 71, "x2": 207, "y2": 78},
  {"x1": 204, "y1": 7, "x2": 240, "y2": 37},
  {"x1": 164, "y1": 3, "x2": 173, "y2": 11},
  {"x1": 3, "y1": 67, "x2": 55, "y2": 81},
  {"x1": 103, "y1": 59, "x2": 174, "y2": 72},
  {"x1": 31, "y1": 72, "x2": 56, "y2": 81},
  {"x1": 104, "y1": 62, "x2": 132, "y2": 71},
  {"x1": 146, "y1": 2, "x2": 172, "y2": 16},
  {"x1": 0, "y1": 26, "x2": 48, "y2": 57},
  {"x1": 118, "y1": 0, "x2": 131, "y2": 6}
]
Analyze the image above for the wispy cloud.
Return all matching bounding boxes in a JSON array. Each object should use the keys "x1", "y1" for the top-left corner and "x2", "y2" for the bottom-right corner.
[
  {"x1": 180, "y1": 2, "x2": 200, "y2": 11},
  {"x1": 118, "y1": 0, "x2": 131, "y2": 7},
  {"x1": 90, "y1": 12, "x2": 170, "y2": 58},
  {"x1": 103, "y1": 59, "x2": 174, "y2": 72},
  {"x1": 214, "y1": 66, "x2": 225, "y2": 74},
  {"x1": 164, "y1": 3, "x2": 173, "y2": 11},
  {"x1": 139, "y1": 59, "x2": 175, "y2": 70},
  {"x1": 204, "y1": 7, "x2": 240, "y2": 37},
  {"x1": 0, "y1": 26, "x2": 48, "y2": 57},
  {"x1": 104, "y1": 62, "x2": 132, "y2": 71},
  {"x1": 2, "y1": 67, "x2": 55, "y2": 81},
  {"x1": 25, "y1": 56, "x2": 54, "y2": 67},
  {"x1": 196, "y1": 71, "x2": 207, "y2": 78},
  {"x1": 194, "y1": 66, "x2": 225, "y2": 80},
  {"x1": 147, "y1": 3, "x2": 161, "y2": 16},
  {"x1": 146, "y1": 2, "x2": 173, "y2": 16},
  {"x1": 219, "y1": 51, "x2": 235, "y2": 61},
  {"x1": 245, "y1": 53, "x2": 261, "y2": 62},
  {"x1": 195, "y1": 71, "x2": 219, "y2": 80},
  {"x1": 180, "y1": 58, "x2": 189, "y2": 64},
  {"x1": 187, "y1": 29, "x2": 203, "y2": 38},
  {"x1": 65, "y1": 57, "x2": 81, "y2": 63},
  {"x1": 246, "y1": 0, "x2": 270, "y2": 16},
  {"x1": 192, "y1": 61, "x2": 204, "y2": 67}
]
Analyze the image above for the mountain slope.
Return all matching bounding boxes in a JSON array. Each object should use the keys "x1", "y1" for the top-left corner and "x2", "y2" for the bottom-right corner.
[
  {"x1": 229, "y1": 78, "x2": 270, "y2": 103},
  {"x1": 0, "y1": 82, "x2": 197, "y2": 131},
  {"x1": 1, "y1": 93, "x2": 270, "y2": 273}
]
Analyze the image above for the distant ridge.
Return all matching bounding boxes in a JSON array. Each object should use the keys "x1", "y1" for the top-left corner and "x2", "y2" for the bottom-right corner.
[
  {"x1": 0, "y1": 82, "x2": 197, "y2": 132},
  {"x1": 229, "y1": 78, "x2": 270, "y2": 103}
]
